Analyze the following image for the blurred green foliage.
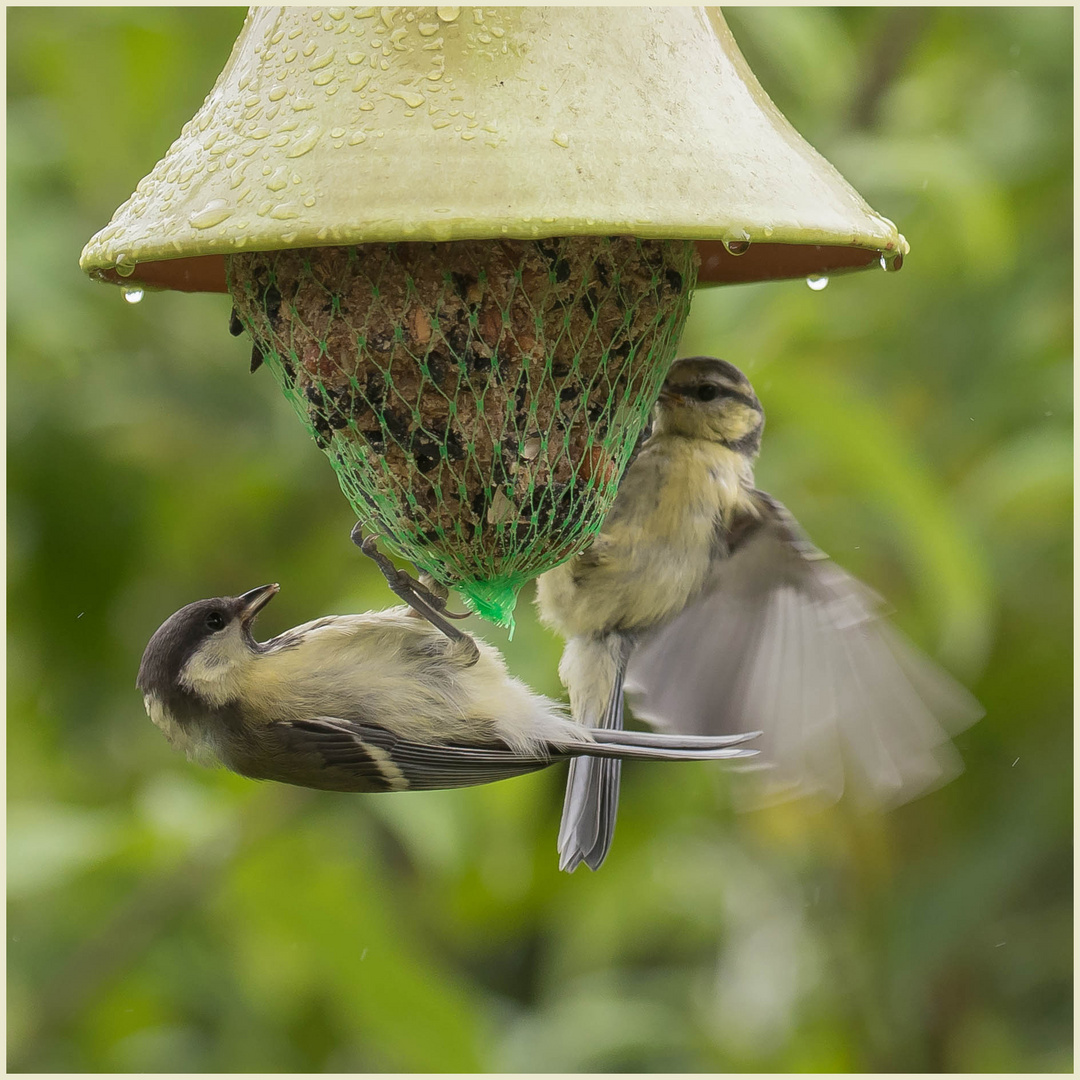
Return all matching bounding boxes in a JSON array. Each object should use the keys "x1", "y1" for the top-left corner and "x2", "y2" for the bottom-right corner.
[{"x1": 8, "y1": 7, "x2": 1072, "y2": 1072}]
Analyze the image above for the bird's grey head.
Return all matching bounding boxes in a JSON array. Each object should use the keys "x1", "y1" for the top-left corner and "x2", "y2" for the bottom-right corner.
[
  {"x1": 655, "y1": 356, "x2": 764, "y2": 454},
  {"x1": 136, "y1": 584, "x2": 279, "y2": 712}
]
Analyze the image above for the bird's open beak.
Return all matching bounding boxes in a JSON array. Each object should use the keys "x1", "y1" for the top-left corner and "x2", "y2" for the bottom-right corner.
[{"x1": 238, "y1": 583, "x2": 279, "y2": 626}]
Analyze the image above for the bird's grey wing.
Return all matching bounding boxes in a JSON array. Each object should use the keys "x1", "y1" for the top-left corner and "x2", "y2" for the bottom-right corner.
[
  {"x1": 248, "y1": 717, "x2": 554, "y2": 793},
  {"x1": 624, "y1": 491, "x2": 983, "y2": 810},
  {"x1": 230, "y1": 717, "x2": 759, "y2": 796},
  {"x1": 557, "y1": 637, "x2": 632, "y2": 873}
]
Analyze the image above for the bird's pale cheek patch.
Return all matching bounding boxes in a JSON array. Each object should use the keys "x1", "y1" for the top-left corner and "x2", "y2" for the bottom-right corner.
[
  {"x1": 718, "y1": 401, "x2": 761, "y2": 441},
  {"x1": 178, "y1": 632, "x2": 249, "y2": 708}
]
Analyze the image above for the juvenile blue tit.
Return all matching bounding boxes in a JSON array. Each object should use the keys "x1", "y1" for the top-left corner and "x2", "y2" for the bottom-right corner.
[
  {"x1": 136, "y1": 533, "x2": 758, "y2": 799},
  {"x1": 536, "y1": 356, "x2": 982, "y2": 872}
]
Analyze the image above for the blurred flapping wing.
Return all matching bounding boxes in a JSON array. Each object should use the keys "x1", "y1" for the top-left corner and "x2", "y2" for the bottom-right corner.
[{"x1": 624, "y1": 492, "x2": 983, "y2": 809}]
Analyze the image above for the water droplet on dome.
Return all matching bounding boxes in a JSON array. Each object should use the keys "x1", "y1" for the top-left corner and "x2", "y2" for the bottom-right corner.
[
  {"x1": 286, "y1": 125, "x2": 323, "y2": 158},
  {"x1": 114, "y1": 253, "x2": 137, "y2": 277},
  {"x1": 266, "y1": 167, "x2": 289, "y2": 192},
  {"x1": 190, "y1": 200, "x2": 234, "y2": 229},
  {"x1": 389, "y1": 89, "x2": 425, "y2": 109}
]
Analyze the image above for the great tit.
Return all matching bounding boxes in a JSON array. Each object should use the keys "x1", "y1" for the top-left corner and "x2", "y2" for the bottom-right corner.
[{"x1": 136, "y1": 532, "x2": 758, "y2": 800}]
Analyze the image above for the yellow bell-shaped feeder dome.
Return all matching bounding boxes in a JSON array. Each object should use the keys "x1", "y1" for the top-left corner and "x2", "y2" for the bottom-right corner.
[{"x1": 80, "y1": 6, "x2": 907, "y2": 293}]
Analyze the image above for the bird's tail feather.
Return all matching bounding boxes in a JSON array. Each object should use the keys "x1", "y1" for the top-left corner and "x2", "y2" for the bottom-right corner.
[
  {"x1": 558, "y1": 707, "x2": 621, "y2": 872},
  {"x1": 589, "y1": 728, "x2": 761, "y2": 750},
  {"x1": 558, "y1": 641, "x2": 631, "y2": 873},
  {"x1": 560, "y1": 738, "x2": 758, "y2": 762},
  {"x1": 556, "y1": 639, "x2": 758, "y2": 873}
]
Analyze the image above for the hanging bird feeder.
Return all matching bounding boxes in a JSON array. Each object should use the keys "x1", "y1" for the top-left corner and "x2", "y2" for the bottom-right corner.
[{"x1": 80, "y1": 6, "x2": 908, "y2": 625}]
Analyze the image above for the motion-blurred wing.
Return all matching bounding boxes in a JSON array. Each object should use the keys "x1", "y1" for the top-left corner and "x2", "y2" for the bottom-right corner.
[{"x1": 624, "y1": 492, "x2": 983, "y2": 810}]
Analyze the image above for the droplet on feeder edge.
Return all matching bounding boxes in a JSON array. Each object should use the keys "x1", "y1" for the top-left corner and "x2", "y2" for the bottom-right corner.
[
  {"x1": 806, "y1": 275, "x2": 829, "y2": 291},
  {"x1": 122, "y1": 286, "x2": 144, "y2": 304}
]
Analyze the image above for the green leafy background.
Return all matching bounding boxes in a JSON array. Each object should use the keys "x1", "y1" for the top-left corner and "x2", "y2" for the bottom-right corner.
[{"x1": 8, "y1": 8, "x2": 1071, "y2": 1072}]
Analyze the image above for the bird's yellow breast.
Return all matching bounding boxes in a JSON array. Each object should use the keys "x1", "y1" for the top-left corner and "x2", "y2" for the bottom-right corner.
[{"x1": 536, "y1": 435, "x2": 755, "y2": 637}]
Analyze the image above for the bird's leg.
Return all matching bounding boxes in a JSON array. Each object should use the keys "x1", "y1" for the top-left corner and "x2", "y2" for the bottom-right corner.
[
  {"x1": 407, "y1": 568, "x2": 471, "y2": 622},
  {"x1": 351, "y1": 524, "x2": 469, "y2": 619},
  {"x1": 416, "y1": 570, "x2": 450, "y2": 609},
  {"x1": 352, "y1": 524, "x2": 478, "y2": 662}
]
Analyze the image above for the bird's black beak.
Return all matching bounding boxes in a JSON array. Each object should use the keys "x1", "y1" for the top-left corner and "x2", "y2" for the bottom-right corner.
[{"x1": 238, "y1": 583, "x2": 279, "y2": 626}]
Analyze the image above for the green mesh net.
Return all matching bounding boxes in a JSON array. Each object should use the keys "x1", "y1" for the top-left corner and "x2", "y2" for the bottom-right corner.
[{"x1": 226, "y1": 237, "x2": 697, "y2": 626}]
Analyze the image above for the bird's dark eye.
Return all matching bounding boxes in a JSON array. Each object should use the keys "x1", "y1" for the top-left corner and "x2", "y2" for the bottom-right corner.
[
  {"x1": 695, "y1": 384, "x2": 720, "y2": 402},
  {"x1": 205, "y1": 611, "x2": 226, "y2": 631}
]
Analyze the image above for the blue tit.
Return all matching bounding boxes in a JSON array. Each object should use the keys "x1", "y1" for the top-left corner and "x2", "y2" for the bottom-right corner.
[{"x1": 536, "y1": 356, "x2": 982, "y2": 871}]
